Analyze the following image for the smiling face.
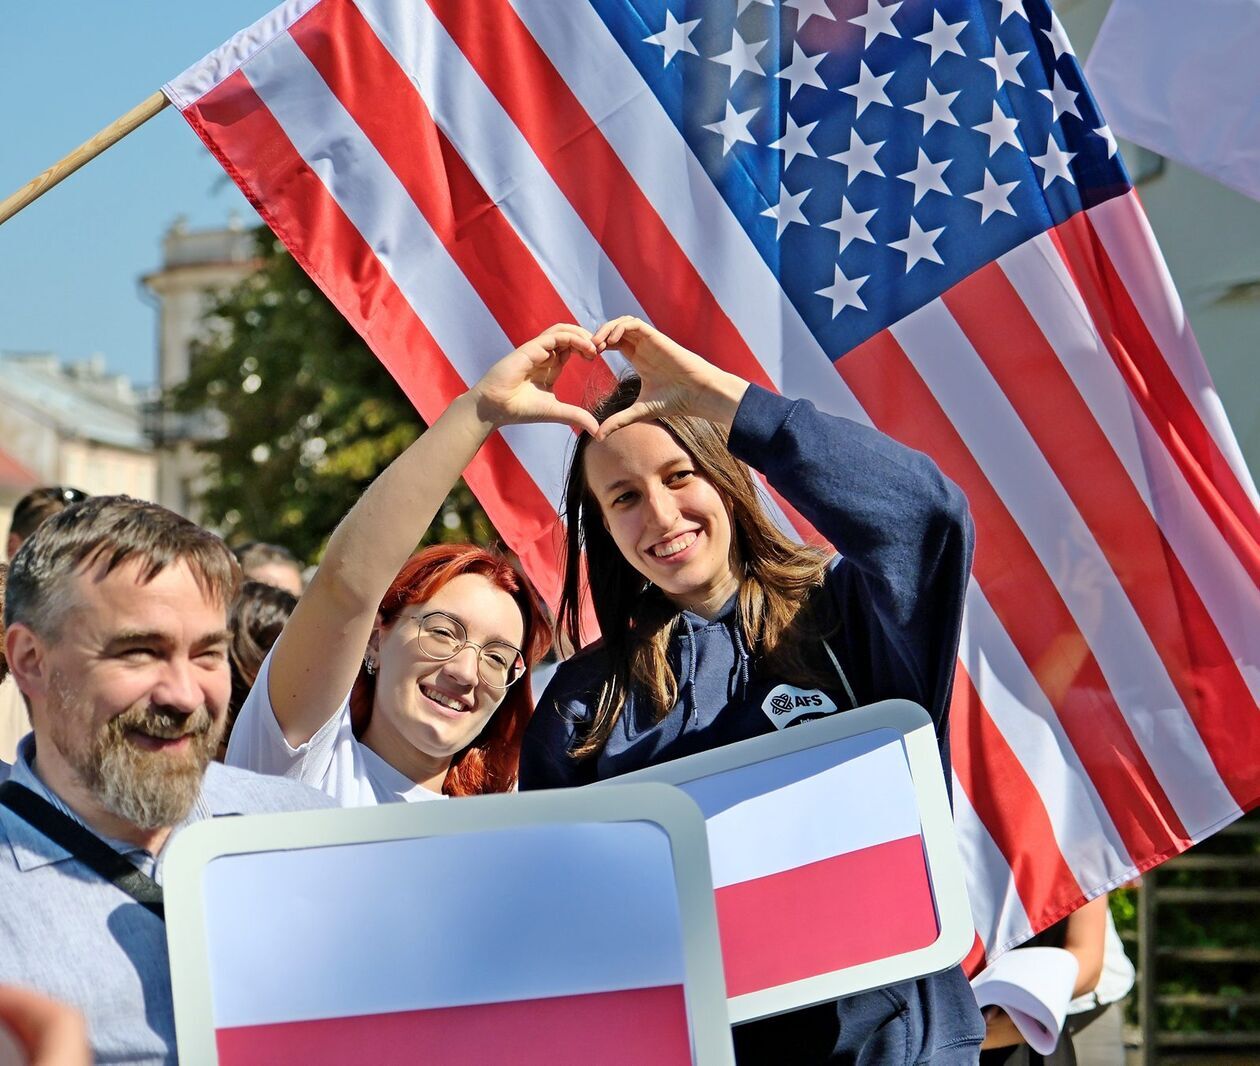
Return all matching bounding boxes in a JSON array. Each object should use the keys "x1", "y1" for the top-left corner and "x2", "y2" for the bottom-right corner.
[
  {"x1": 368, "y1": 572, "x2": 526, "y2": 771},
  {"x1": 30, "y1": 557, "x2": 231, "y2": 831},
  {"x1": 584, "y1": 422, "x2": 740, "y2": 616}
]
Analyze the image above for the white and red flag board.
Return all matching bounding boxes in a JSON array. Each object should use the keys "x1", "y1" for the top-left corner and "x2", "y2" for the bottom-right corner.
[
  {"x1": 613, "y1": 701, "x2": 975, "y2": 1020},
  {"x1": 164, "y1": 787, "x2": 734, "y2": 1065},
  {"x1": 166, "y1": 0, "x2": 1260, "y2": 969}
]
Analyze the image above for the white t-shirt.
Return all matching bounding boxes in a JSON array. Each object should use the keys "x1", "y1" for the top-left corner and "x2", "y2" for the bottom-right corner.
[{"x1": 226, "y1": 648, "x2": 446, "y2": 806}]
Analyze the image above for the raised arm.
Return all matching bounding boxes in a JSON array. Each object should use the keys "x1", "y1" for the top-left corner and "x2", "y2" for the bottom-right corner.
[
  {"x1": 265, "y1": 326, "x2": 597, "y2": 746},
  {"x1": 594, "y1": 316, "x2": 973, "y2": 735}
]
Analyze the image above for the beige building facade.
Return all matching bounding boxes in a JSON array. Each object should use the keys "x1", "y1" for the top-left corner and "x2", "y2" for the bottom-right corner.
[
  {"x1": 142, "y1": 216, "x2": 259, "y2": 519},
  {"x1": 0, "y1": 352, "x2": 156, "y2": 556},
  {"x1": 1061, "y1": 0, "x2": 1260, "y2": 480}
]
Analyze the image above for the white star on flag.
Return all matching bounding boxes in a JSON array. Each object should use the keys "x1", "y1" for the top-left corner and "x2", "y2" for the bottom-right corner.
[
  {"x1": 784, "y1": 0, "x2": 837, "y2": 25},
  {"x1": 849, "y1": 0, "x2": 902, "y2": 47},
  {"x1": 914, "y1": 11, "x2": 967, "y2": 65},
  {"x1": 822, "y1": 196, "x2": 877, "y2": 251},
  {"x1": 704, "y1": 101, "x2": 759, "y2": 155},
  {"x1": 973, "y1": 101, "x2": 1022, "y2": 156},
  {"x1": 1041, "y1": 10, "x2": 1074, "y2": 61},
  {"x1": 829, "y1": 128, "x2": 886, "y2": 178},
  {"x1": 1093, "y1": 123, "x2": 1119, "y2": 158},
  {"x1": 643, "y1": 10, "x2": 701, "y2": 67},
  {"x1": 775, "y1": 42, "x2": 828, "y2": 100},
  {"x1": 710, "y1": 31, "x2": 768, "y2": 89},
  {"x1": 995, "y1": 0, "x2": 1026, "y2": 24},
  {"x1": 1031, "y1": 134, "x2": 1077, "y2": 188},
  {"x1": 815, "y1": 263, "x2": 870, "y2": 316},
  {"x1": 890, "y1": 217, "x2": 945, "y2": 271},
  {"x1": 982, "y1": 39, "x2": 1029, "y2": 89},
  {"x1": 905, "y1": 81, "x2": 961, "y2": 133},
  {"x1": 897, "y1": 147, "x2": 952, "y2": 205},
  {"x1": 769, "y1": 115, "x2": 820, "y2": 168},
  {"x1": 1039, "y1": 74, "x2": 1081, "y2": 123},
  {"x1": 839, "y1": 61, "x2": 894, "y2": 117},
  {"x1": 761, "y1": 183, "x2": 812, "y2": 238},
  {"x1": 965, "y1": 170, "x2": 1020, "y2": 222},
  {"x1": 738, "y1": 0, "x2": 773, "y2": 12}
]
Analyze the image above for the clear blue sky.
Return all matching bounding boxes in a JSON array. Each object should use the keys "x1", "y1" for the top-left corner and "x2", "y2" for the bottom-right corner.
[{"x1": 0, "y1": 3, "x2": 278, "y2": 387}]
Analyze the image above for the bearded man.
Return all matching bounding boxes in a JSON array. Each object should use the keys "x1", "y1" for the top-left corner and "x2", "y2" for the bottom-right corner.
[{"x1": 0, "y1": 496, "x2": 332, "y2": 1065}]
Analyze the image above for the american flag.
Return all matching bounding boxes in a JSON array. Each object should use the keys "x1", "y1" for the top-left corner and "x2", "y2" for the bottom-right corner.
[{"x1": 167, "y1": 0, "x2": 1260, "y2": 968}]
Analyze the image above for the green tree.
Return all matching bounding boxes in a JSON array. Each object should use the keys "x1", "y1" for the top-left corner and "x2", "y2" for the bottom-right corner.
[{"x1": 170, "y1": 227, "x2": 492, "y2": 562}]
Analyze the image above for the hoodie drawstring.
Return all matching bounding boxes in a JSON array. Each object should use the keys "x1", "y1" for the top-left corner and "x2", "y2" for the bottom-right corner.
[
  {"x1": 681, "y1": 615, "x2": 699, "y2": 723},
  {"x1": 731, "y1": 620, "x2": 752, "y2": 701}
]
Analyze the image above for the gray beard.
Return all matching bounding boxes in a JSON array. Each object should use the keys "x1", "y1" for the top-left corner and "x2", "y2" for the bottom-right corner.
[{"x1": 51, "y1": 676, "x2": 225, "y2": 831}]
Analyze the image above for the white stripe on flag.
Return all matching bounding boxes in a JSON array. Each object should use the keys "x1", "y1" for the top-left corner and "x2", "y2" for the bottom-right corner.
[
  {"x1": 204, "y1": 821, "x2": 686, "y2": 1027},
  {"x1": 355, "y1": 0, "x2": 648, "y2": 332},
  {"x1": 1089, "y1": 194, "x2": 1259, "y2": 504},
  {"x1": 950, "y1": 781, "x2": 1031, "y2": 955},
  {"x1": 241, "y1": 31, "x2": 574, "y2": 503},
  {"x1": 509, "y1": 0, "x2": 872, "y2": 424},
  {"x1": 689, "y1": 735, "x2": 922, "y2": 889},
  {"x1": 164, "y1": 0, "x2": 320, "y2": 108},
  {"x1": 891, "y1": 299, "x2": 1238, "y2": 833},
  {"x1": 961, "y1": 587, "x2": 1132, "y2": 886},
  {"x1": 1003, "y1": 232, "x2": 1260, "y2": 706}
]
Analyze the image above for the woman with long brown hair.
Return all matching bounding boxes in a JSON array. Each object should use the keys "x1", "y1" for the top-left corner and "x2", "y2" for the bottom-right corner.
[
  {"x1": 227, "y1": 324, "x2": 597, "y2": 803},
  {"x1": 520, "y1": 318, "x2": 984, "y2": 1063}
]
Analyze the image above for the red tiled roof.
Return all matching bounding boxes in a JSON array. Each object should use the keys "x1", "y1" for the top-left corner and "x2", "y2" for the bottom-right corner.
[{"x1": 0, "y1": 446, "x2": 39, "y2": 493}]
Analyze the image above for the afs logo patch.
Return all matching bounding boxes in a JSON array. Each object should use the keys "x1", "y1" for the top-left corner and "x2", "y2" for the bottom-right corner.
[{"x1": 761, "y1": 684, "x2": 839, "y2": 730}]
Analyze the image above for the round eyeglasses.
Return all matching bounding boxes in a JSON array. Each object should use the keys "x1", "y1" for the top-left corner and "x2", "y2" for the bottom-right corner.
[{"x1": 412, "y1": 611, "x2": 526, "y2": 690}]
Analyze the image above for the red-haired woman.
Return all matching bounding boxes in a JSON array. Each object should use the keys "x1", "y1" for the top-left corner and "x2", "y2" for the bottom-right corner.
[{"x1": 226, "y1": 325, "x2": 598, "y2": 803}]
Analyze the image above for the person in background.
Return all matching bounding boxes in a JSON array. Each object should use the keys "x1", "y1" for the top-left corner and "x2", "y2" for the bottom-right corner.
[
  {"x1": 520, "y1": 318, "x2": 983, "y2": 1063},
  {"x1": 1069, "y1": 900, "x2": 1135, "y2": 1066},
  {"x1": 0, "y1": 495, "x2": 333, "y2": 1064},
  {"x1": 219, "y1": 581, "x2": 298, "y2": 760},
  {"x1": 5, "y1": 487, "x2": 88, "y2": 564},
  {"x1": 1, "y1": 488, "x2": 88, "y2": 764},
  {"x1": 232, "y1": 541, "x2": 305, "y2": 598},
  {"x1": 227, "y1": 324, "x2": 598, "y2": 805}
]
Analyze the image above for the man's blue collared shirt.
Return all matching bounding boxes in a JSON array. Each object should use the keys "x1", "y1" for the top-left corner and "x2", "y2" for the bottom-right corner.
[{"x1": 0, "y1": 735, "x2": 334, "y2": 1064}]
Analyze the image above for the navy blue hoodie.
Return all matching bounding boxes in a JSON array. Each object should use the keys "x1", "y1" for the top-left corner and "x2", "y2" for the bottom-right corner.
[{"x1": 521, "y1": 385, "x2": 984, "y2": 1064}]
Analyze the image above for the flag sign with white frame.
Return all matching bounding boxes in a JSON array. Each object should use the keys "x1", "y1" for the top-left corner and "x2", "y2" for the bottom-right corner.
[
  {"x1": 163, "y1": 784, "x2": 734, "y2": 1065},
  {"x1": 608, "y1": 700, "x2": 974, "y2": 1023}
]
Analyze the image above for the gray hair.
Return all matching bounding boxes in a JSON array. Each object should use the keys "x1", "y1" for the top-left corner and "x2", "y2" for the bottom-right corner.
[{"x1": 4, "y1": 495, "x2": 240, "y2": 639}]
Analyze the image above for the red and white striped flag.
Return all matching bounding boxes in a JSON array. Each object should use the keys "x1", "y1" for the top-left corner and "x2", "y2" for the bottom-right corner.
[
  {"x1": 199, "y1": 820, "x2": 696, "y2": 1064},
  {"x1": 166, "y1": 0, "x2": 1260, "y2": 968}
]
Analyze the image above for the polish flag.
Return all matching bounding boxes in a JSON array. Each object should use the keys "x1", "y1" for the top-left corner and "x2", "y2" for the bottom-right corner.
[
  {"x1": 635, "y1": 729, "x2": 945, "y2": 1007},
  {"x1": 199, "y1": 821, "x2": 695, "y2": 1065}
]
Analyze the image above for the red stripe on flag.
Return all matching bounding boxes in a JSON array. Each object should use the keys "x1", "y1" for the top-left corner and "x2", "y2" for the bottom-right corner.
[
  {"x1": 1049, "y1": 213, "x2": 1260, "y2": 586},
  {"x1": 945, "y1": 262, "x2": 1260, "y2": 807},
  {"x1": 288, "y1": 0, "x2": 616, "y2": 408},
  {"x1": 215, "y1": 984, "x2": 692, "y2": 1066},
  {"x1": 962, "y1": 931, "x2": 988, "y2": 979},
  {"x1": 426, "y1": 0, "x2": 827, "y2": 548},
  {"x1": 838, "y1": 329, "x2": 1190, "y2": 862},
  {"x1": 949, "y1": 663, "x2": 1084, "y2": 926},
  {"x1": 184, "y1": 70, "x2": 568, "y2": 602},
  {"x1": 715, "y1": 834, "x2": 938, "y2": 998},
  {"x1": 426, "y1": 0, "x2": 772, "y2": 391}
]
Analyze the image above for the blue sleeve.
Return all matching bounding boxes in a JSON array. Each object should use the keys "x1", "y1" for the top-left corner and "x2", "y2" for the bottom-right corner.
[{"x1": 728, "y1": 385, "x2": 974, "y2": 744}]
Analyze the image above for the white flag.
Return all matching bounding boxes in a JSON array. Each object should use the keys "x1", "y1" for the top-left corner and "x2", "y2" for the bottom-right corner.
[{"x1": 1085, "y1": 0, "x2": 1260, "y2": 202}]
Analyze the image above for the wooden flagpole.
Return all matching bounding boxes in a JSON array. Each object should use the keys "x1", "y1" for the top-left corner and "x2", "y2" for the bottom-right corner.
[{"x1": 0, "y1": 90, "x2": 169, "y2": 227}]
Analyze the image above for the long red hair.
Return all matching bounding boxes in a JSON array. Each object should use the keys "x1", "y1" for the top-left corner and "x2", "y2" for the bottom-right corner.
[{"x1": 349, "y1": 544, "x2": 551, "y2": 796}]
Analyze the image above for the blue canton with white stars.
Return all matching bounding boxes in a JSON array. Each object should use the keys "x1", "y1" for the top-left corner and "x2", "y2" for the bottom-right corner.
[{"x1": 589, "y1": 0, "x2": 1132, "y2": 359}]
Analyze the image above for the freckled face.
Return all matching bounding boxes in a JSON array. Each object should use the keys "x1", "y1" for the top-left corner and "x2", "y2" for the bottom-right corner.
[{"x1": 584, "y1": 422, "x2": 737, "y2": 613}]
